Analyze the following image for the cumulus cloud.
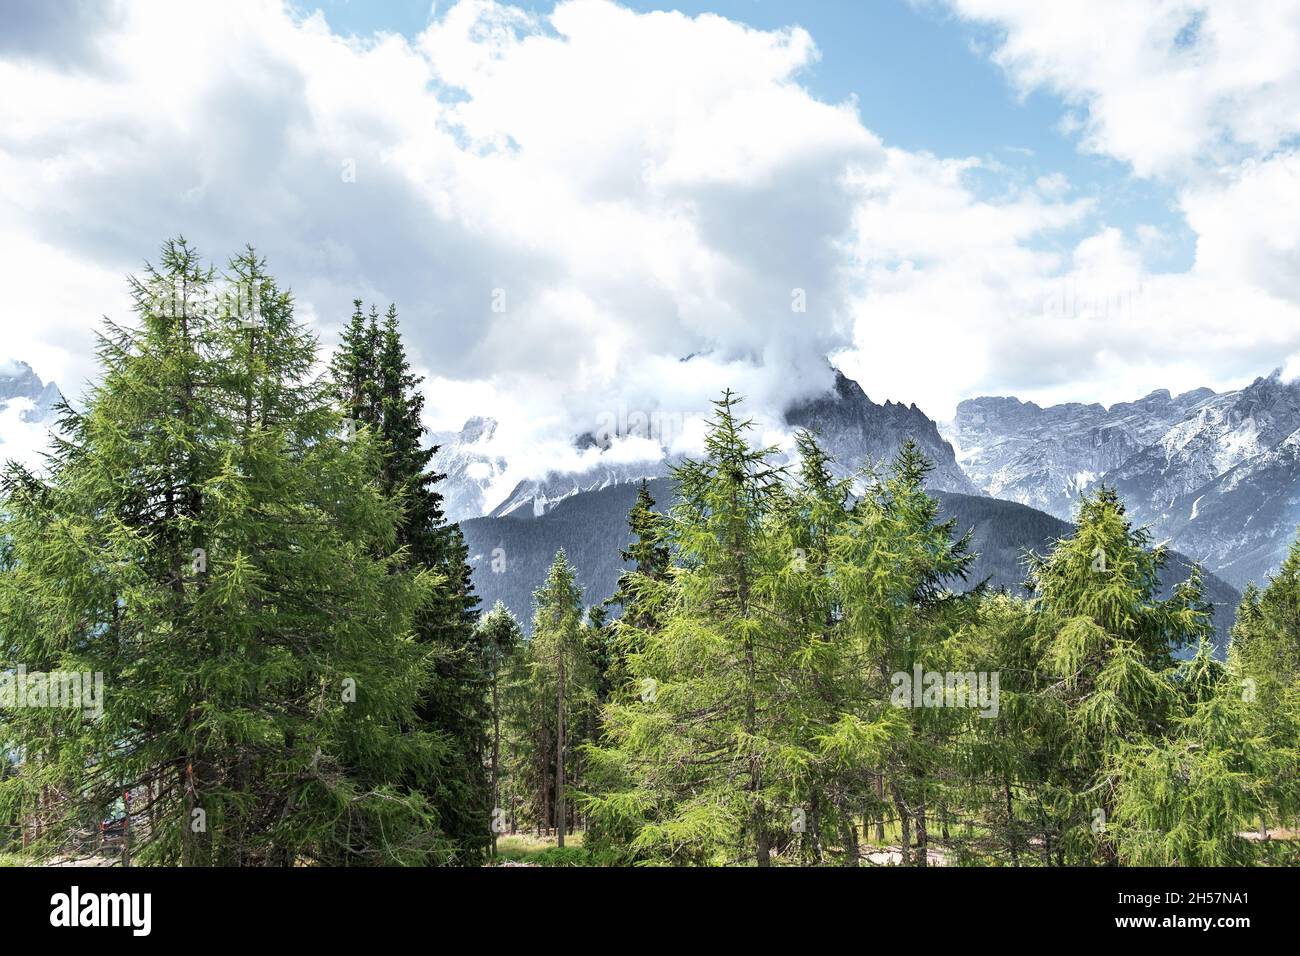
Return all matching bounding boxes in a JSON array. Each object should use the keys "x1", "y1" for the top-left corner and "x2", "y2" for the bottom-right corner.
[
  {"x1": 944, "y1": 0, "x2": 1300, "y2": 178},
  {"x1": 2, "y1": 0, "x2": 1296, "y2": 505},
  {"x1": 931, "y1": 0, "x2": 1300, "y2": 408}
]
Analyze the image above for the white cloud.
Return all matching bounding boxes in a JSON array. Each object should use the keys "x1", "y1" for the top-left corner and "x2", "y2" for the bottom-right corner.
[
  {"x1": 2, "y1": 0, "x2": 1297, "y2": 507},
  {"x1": 927, "y1": 0, "x2": 1300, "y2": 410},
  {"x1": 0, "y1": 396, "x2": 57, "y2": 473},
  {"x1": 945, "y1": 0, "x2": 1300, "y2": 178}
]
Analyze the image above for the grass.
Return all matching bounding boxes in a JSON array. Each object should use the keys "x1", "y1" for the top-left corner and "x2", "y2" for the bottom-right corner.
[{"x1": 492, "y1": 831, "x2": 597, "y2": 866}]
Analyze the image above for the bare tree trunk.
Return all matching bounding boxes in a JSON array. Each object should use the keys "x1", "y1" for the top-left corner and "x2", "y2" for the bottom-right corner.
[
  {"x1": 874, "y1": 772, "x2": 886, "y2": 842},
  {"x1": 836, "y1": 796, "x2": 859, "y2": 867},
  {"x1": 890, "y1": 783, "x2": 912, "y2": 866},
  {"x1": 1006, "y1": 777, "x2": 1020, "y2": 865},
  {"x1": 915, "y1": 797, "x2": 928, "y2": 868},
  {"x1": 556, "y1": 649, "x2": 565, "y2": 850},
  {"x1": 807, "y1": 790, "x2": 825, "y2": 864}
]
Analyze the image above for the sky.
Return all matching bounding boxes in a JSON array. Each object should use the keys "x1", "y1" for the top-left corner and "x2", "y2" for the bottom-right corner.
[{"x1": 3, "y1": 0, "x2": 1300, "y2": 487}]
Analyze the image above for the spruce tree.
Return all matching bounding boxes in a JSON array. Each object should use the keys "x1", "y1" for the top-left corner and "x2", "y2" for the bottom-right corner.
[
  {"x1": 528, "y1": 550, "x2": 589, "y2": 847},
  {"x1": 328, "y1": 302, "x2": 488, "y2": 862}
]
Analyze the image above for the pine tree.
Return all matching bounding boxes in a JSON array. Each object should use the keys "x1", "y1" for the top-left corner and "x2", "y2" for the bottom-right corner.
[
  {"x1": 587, "y1": 392, "x2": 792, "y2": 865},
  {"x1": 528, "y1": 550, "x2": 590, "y2": 848},
  {"x1": 824, "y1": 439, "x2": 976, "y2": 867},
  {"x1": 1222, "y1": 540, "x2": 1300, "y2": 850},
  {"x1": 1024, "y1": 486, "x2": 1209, "y2": 864},
  {"x1": 607, "y1": 481, "x2": 671, "y2": 633},
  {"x1": 0, "y1": 240, "x2": 447, "y2": 865}
]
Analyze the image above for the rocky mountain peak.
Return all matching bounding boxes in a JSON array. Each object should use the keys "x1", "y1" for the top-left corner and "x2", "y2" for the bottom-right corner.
[{"x1": 785, "y1": 366, "x2": 979, "y2": 494}]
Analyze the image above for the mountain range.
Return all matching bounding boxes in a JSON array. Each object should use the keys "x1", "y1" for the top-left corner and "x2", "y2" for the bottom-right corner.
[
  {"x1": 433, "y1": 366, "x2": 977, "y2": 522},
  {"x1": 944, "y1": 369, "x2": 1300, "y2": 588},
  {"x1": 0, "y1": 360, "x2": 63, "y2": 468},
  {"x1": 5, "y1": 354, "x2": 1292, "y2": 653}
]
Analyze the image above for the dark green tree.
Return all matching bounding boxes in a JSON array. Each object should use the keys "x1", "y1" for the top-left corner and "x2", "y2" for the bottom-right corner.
[{"x1": 328, "y1": 302, "x2": 488, "y2": 862}]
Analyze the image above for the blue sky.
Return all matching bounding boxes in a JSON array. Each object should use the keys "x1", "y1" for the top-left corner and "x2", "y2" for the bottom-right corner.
[{"x1": 307, "y1": 0, "x2": 1194, "y2": 271}]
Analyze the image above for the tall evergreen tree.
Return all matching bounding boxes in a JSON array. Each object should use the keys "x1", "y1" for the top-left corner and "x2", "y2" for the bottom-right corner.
[
  {"x1": 0, "y1": 240, "x2": 446, "y2": 865},
  {"x1": 824, "y1": 439, "x2": 976, "y2": 867},
  {"x1": 328, "y1": 302, "x2": 488, "y2": 862},
  {"x1": 587, "y1": 392, "x2": 793, "y2": 865},
  {"x1": 528, "y1": 550, "x2": 589, "y2": 848},
  {"x1": 475, "y1": 601, "x2": 523, "y2": 854},
  {"x1": 1024, "y1": 486, "x2": 1208, "y2": 864}
]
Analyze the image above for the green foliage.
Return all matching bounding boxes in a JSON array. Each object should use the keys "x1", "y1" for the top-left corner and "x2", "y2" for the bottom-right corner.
[
  {"x1": 4, "y1": 257, "x2": 1292, "y2": 867},
  {"x1": 0, "y1": 240, "x2": 449, "y2": 865},
  {"x1": 328, "y1": 299, "x2": 488, "y2": 863}
]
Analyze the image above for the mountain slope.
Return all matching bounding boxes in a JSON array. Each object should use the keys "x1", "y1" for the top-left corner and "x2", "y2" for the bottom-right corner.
[
  {"x1": 429, "y1": 416, "x2": 509, "y2": 522},
  {"x1": 460, "y1": 479, "x2": 1239, "y2": 654},
  {"x1": 944, "y1": 387, "x2": 1216, "y2": 519}
]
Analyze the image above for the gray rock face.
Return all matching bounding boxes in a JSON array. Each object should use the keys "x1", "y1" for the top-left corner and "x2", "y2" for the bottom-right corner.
[
  {"x1": 0, "y1": 360, "x2": 63, "y2": 424},
  {"x1": 438, "y1": 366, "x2": 979, "y2": 520},
  {"x1": 1156, "y1": 428, "x2": 1300, "y2": 588},
  {"x1": 945, "y1": 388, "x2": 1215, "y2": 519},
  {"x1": 948, "y1": 370, "x2": 1300, "y2": 588},
  {"x1": 784, "y1": 369, "x2": 980, "y2": 494},
  {"x1": 429, "y1": 417, "x2": 509, "y2": 523}
]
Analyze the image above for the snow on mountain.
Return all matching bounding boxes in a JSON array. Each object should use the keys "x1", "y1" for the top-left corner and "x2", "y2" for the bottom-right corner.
[
  {"x1": 429, "y1": 416, "x2": 509, "y2": 523},
  {"x1": 488, "y1": 452, "x2": 671, "y2": 519},
  {"x1": 943, "y1": 387, "x2": 1214, "y2": 520},
  {"x1": 949, "y1": 369, "x2": 1300, "y2": 588},
  {"x1": 437, "y1": 366, "x2": 978, "y2": 521},
  {"x1": 0, "y1": 359, "x2": 63, "y2": 469}
]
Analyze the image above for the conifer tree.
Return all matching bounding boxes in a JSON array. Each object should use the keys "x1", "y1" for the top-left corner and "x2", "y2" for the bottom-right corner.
[
  {"x1": 475, "y1": 601, "x2": 523, "y2": 854},
  {"x1": 328, "y1": 302, "x2": 488, "y2": 862},
  {"x1": 607, "y1": 481, "x2": 672, "y2": 634},
  {"x1": 528, "y1": 550, "x2": 590, "y2": 847},
  {"x1": 0, "y1": 240, "x2": 446, "y2": 865},
  {"x1": 1219, "y1": 541, "x2": 1300, "y2": 850},
  {"x1": 824, "y1": 439, "x2": 975, "y2": 866},
  {"x1": 1024, "y1": 487, "x2": 1209, "y2": 864},
  {"x1": 760, "y1": 430, "x2": 857, "y2": 864},
  {"x1": 587, "y1": 392, "x2": 792, "y2": 865}
]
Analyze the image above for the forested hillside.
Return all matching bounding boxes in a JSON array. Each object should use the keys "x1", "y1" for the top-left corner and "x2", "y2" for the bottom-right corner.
[{"x1": 462, "y1": 482, "x2": 1240, "y2": 651}]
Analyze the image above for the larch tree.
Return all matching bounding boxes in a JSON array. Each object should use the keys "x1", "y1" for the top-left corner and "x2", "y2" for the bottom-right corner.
[
  {"x1": 527, "y1": 550, "x2": 589, "y2": 848},
  {"x1": 587, "y1": 392, "x2": 791, "y2": 865},
  {"x1": 0, "y1": 240, "x2": 447, "y2": 866},
  {"x1": 1024, "y1": 487, "x2": 1208, "y2": 864}
]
